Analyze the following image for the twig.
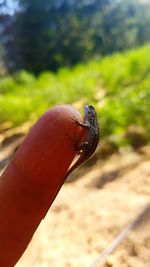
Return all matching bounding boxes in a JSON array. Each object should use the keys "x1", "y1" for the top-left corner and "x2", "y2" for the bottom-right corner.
[{"x1": 87, "y1": 203, "x2": 150, "y2": 267}]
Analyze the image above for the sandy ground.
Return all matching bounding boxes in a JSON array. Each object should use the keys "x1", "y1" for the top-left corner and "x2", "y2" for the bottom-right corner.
[{"x1": 13, "y1": 147, "x2": 150, "y2": 267}]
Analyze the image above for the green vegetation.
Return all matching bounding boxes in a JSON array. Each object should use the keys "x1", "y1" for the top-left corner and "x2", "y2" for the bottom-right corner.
[
  {"x1": 1, "y1": 0, "x2": 150, "y2": 73},
  {"x1": 0, "y1": 44, "x2": 150, "y2": 148}
]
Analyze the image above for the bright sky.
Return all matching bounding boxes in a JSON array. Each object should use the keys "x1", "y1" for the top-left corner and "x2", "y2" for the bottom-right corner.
[{"x1": 1, "y1": 0, "x2": 18, "y2": 14}]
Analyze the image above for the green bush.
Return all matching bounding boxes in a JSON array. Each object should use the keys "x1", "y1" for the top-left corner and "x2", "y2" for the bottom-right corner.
[{"x1": 0, "y1": 43, "x2": 150, "y2": 148}]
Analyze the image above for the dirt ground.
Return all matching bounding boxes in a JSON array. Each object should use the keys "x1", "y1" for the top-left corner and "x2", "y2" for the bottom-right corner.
[
  {"x1": 0, "y1": 125, "x2": 150, "y2": 267},
  {"x1": 15, "y1": 148, "x2": 150, "y2": 267}
]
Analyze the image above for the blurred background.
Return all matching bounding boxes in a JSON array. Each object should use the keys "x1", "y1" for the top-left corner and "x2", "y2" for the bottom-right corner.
[{"x1": 0, "y1": 0, "x2": 150, "y2": 266}]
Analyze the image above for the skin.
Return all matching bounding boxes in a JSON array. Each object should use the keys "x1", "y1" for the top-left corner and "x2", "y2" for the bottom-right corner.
[
  {"x1": 65, "y1": 105, "x2": 100, "y2": 179},
  {"x1": 0, "y1": 105, "x2": 85, "y2": 267}
]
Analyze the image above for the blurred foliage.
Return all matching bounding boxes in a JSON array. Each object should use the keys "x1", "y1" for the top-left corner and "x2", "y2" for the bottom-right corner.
[
  {"x1": 1, "y1": 0, "x2": 150, "y2": 73},
  {"x1": 0, "y1": 44, "x2": 150, "y2": 148}
]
